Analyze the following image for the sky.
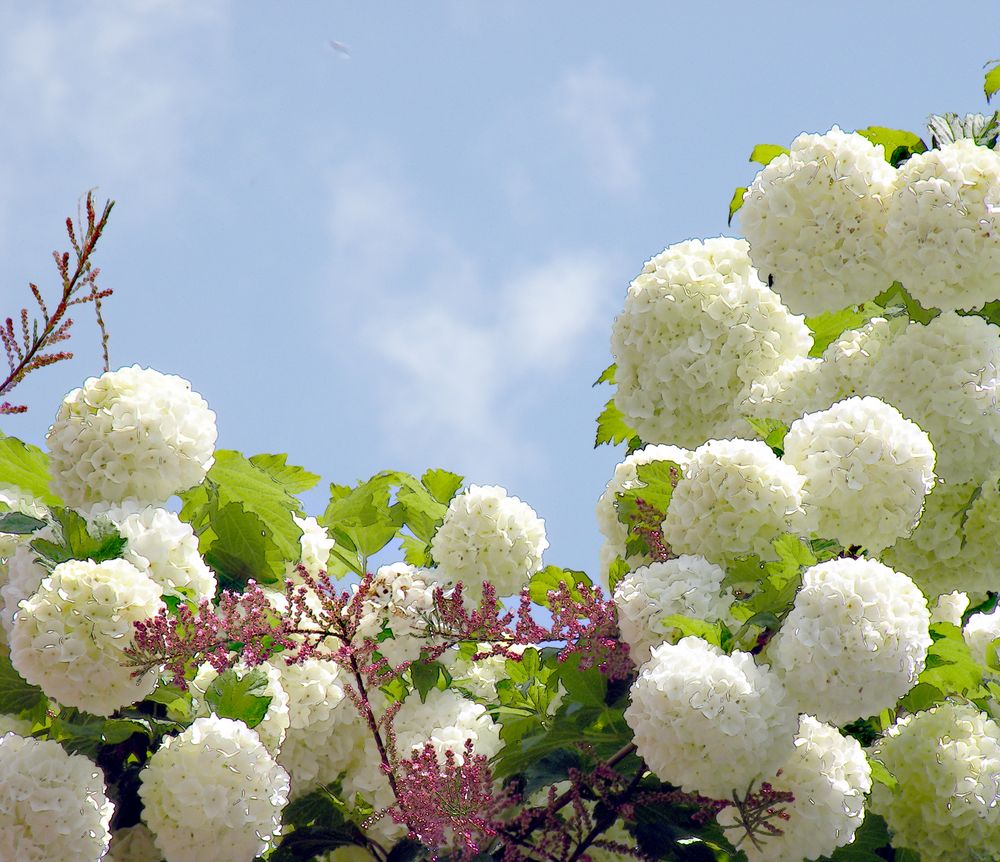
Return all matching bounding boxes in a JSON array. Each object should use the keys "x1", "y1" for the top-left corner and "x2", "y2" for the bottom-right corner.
[{"x1": 2, "y1": 0, "x2": 999, "y2": 575}]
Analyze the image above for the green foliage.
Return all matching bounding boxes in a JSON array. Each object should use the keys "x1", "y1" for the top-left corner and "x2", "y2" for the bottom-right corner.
[
  {"x1": 0, "y1": 649, "x2": 46, "y2": 716},
  {"x1": 557, "y1": 653, "x2": 607, "y2": 707},
  {"x1": 248, "y1": 453, "x2": 321, "y2": 494},
  {"x1": 272, "y1": 785, "x2": 363, "y2": 862},
  {"x1": 660, "y1": 614, "x2": 726, "y2": 649},
  {"x1": 633, "y1": 775, "x2": 736, "y2": 861},
  {"x1": 855, "y1": 126, "x2": 927, "y2": 167},
  {"x1": 49, "y1": 709, "x2": 154, "y2": 758},
  {"x1": 529, "y1": 565, "x2": 593, "y2": 606},
  {"x1": 916, "y1": 623, "x2": 982, "y2": 697},
  {"x1": 805, "y1": 303, "x2": 883, "y2": 357},
  {"x1": 727, "y1": 186, "x2": 747, "y2": 225},
  {"x1": 607, "y1": 555, "x2": 629, "y2": 592},
  {"x1": 491, "y1": 647, "x2": 562, "y2": 747},
  {"x1": 873, "y1": 282, "x2": 939, "y2": 325},
  {"x1": 749, "y1": 143, "x2": 789, "y2": 166},
  {"x1": 615, "y1": 460, "x2": 680, "y2": 532},
  {"x1": 30, "y1": 508, "x2": 127, "y2": 569},
  {"x1": 0, "y1": 433, "x2": 60, "y2": 506},
  {"x1": 204, "y1": 667, "x2": 273, "y2": 729},
  {"x1": 410, "y1": 659, "x2": 448, "y2": 701},
  {"x1": 593, "y1": 363, "x2": 616, "y2": 386},
  {"x1": 0, "y1": 510, "x2": 47, "y2": 534},
  {"x1": 986, "y1": 59, "x2": 1000, "y2": 102},
  {"x1": 727, "y1": 535, "x2": 816, "y2": 636},
  {"x1": 818, "y1": 812, "x2": 892, "y2": 861},
  {"x1": 419, "y1": 468, "x2": 464, "y2": 506},
  {"x1": 745, "y1": 417, "x2": 788, "y2": 456},
  {"x1": 202, "y1": 502, "x2": 271, "y2": 590},
  {"x1": 595, "y1": 397, "x2": 640, "y2": 449}
]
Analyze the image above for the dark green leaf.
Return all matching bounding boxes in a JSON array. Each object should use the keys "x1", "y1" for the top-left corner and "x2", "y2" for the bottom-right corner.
[
  {"x1": 0, "y1": 649, "x2": 45, "y2": 716},
  {"x1": 270, "y1": 826, "x2": 363, "y2": 862},
  {"x1": 595, "y1": 397, "x2": 638, "y2": 448},
  {"x1": 968, "y1": 300, "x2": 1000, "y2": 328},
  {"x1": 0, "y1": 511, "x2": 47, "y2": 535},
  {"x1": 745, "y1": 417, "x2": 788, "y2": 456},
  {"x1": 204, "y1": 668, "x2": 273, "y2": 728},
  {"x1": 855, "y1": 126, "x2": 927, "y2": 167},
  {"x1": 283, "y1": 785, "x2": 352, "y2": 830},
  {"x1": 818, "y1": 812, "x2": 891, "y2": 861},
  {"x1": 410, "y1": 660, "x2": 445, "y2": 701},
  {"x1": 420, "y1": 468, "x2": 464, "y2": 505},
  {"x1": 203, "y1": 502, "x2": 272, "y2": 589},
  {"x1": 873, "y1": 282, "x2": 939, "y2": 324},
  {"x1": 749, "y1": 143, "x2": 789, "y2": 166},
  {"x1": 899, "y1": 681, "x2": 944, "y2": 713},
  {"x1": 529, "y1": 565, "x2": 593, "y2": 606},
  {"x1": 727, "y1": 186, "x2": 747, "y2": 225},
  {"x1": 557, "y1": 653, "x2": 607, "y2": 707},
  {"x1": 593, "y1": 363, "x2": 616, "y2": 386},
  {"x1": 521, "y1": 748, "x2": 583, "y2": 797},
  {"x1": 248, "y1": 453, "x2": 321, "y2": 494},
  {"x1": 50, "y1": 710, "x2": 150, "y2": 757},
  {"x1": 0, "y1": 435, "x2": 60, "y2": 506},
  {"x1": 31, "y1": 508, "x2": 126, "y2": 568},
  {"x1": 986, "y1": 60, "x2": 1000, "y2": 102}
]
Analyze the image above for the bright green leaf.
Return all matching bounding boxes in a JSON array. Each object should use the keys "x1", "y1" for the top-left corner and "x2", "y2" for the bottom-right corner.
[
  {"x1": 529, "y1": 565, "x2": 593, "y2": 606},
  {"x1": 31, "y1": 508, "x2": 127, "y2": 568},
  {"x1": 855, "y1": 126, "x2": 927, "y2": 167},
  {"x1": 204, "y1": 668, "x2": 273, "y2": 729},
  {"x1": 749, "y1": 143, "x2": 789, "y2": 166},
  {"x1": 660, "y1": 614, "x2": 724, "y2": 648},
  {"x1": 0, "y1": 435, "x2": 60, "y2": 506},
  {"x1": 607, "y1": 556, "x2": 629, "y2": 593},
  {"x1": 986, "y1": 60, "x2": 1000, "y2": 102},
  {"x1": 805, "y1": 303, "x2": 884, "y2": 357},
  {"x1": 745, "y1": 417, "x2": 788, "y2": 456},
  {"x1": 917, "y1": 623, "x2": 982, "y2": 696},
  {"x1": 420, "y1": 468, "x2": 464, "y2": 505},
  {"x1": 874, "y1": 282, "x2": 939, "y2": 324},
  {"x1": 321, "y1": 473, "x2": 403, "y2": 559},
  {"x1": 595, "y1": 397, "x2": 638, "y2": 448},
  {"x1": 593, "y1": 363, "x2": 616, "y2": 386},
  {"x1": 727, "y1": 186, "x2": 747, "y2": 225},
  {"x1": 248, "y1": 453, "x2": 321, "y2": 494},
  {"x1": 204, "y1": 502, "x2": 273, "y2": 588}
]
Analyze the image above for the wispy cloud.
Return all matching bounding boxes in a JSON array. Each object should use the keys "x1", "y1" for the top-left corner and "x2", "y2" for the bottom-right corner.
[
  {"x1": 326, "y1": 162, "x2": 615, "y2": 480},
  {"x1": 553, "y1": 61, "x2": 651, "y2": 196}
]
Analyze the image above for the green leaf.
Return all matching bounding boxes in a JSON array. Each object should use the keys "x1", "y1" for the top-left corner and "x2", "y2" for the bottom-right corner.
[
  {"x1": 593, "y1": 363, "x2": 616, "y2": 386},
  {"x1": 400, "y1": 533, "x2": 431, "y2": 567},
  {"x1": 321, "y1": 472, "x2": 404, "y2": 560},
  {"x1": 395, "y1": 473, "x2": 448, "y2": 543},
  {"x1": 855, "y1": 126, "x2": 927, "y2": 167},
  {"x1": 529, "y1": 565, "x2": 593, "y2": 606},
  {"x1": 203, "y1": 502, "x2": 272, "y2": 589},
  {"x1": 970, "y1": 299, "x2": 1000, "y2": 328},
  {"x1": 595, "y1": 397, "x2": 639, "y2": 448},
  {"x1": 248, "y1": 453, "x2": 321, "y2": 494},
  {"x1": 420, "y1": 468, "x2": 464, "y2": 505},
  {"x1": 899, "y1": 681, "x2": 944, "y2": 713},
  {"x1": 0, "y1": 649, "x2": 45, "y2": 716},
  {"x1": 410, "y1": 660, "x2": 445, "y2": 701},
  {"x1": 557, "y1": 653, "x2": 607, "y2": 707},
  {"x1": 805, "y1": 303, "x2": 883, "y2": 357},
  {"x1": 31, "y1": 508, "x2": 126, "y2": 568},
  {"x1": 607, "y1": 556, "x2": 629, "y2": 593},
  {"x1": 745, "y1": 417, "x2": 788, "y2": 456},
  {"x1": 818, "y1": 812, "x2": 891, "y2": 861},
  {"x1": 873, "y1": 282, "x2": 939, "y2": 324},
  {"x1": 204, "y1": 668, "x2": 273, "y2": 728},
  {"x1": 0, "y1": 435, "x2": 59, "y2": 506},
  {"x1": 616, "y1": 461, "x2": 681, "y2": 527},
  {"x1": 270, "y1": 827, "x2": 362, "y2": 862},
  {"x1": 660, "y1": 614, "x2": 724, "y2": 648},
  {"x1": 986, "y1": 60, "x2": 1000, "y2": 102},
  {"x1": 916, "y1": 623, "x2": 981, "y2": 696},
  {"x1": 867, "y1": 757, "x2": 898, "y2": 793},
  {"x1": 50, "y1": 709, "x2": 150, "y2": 757},
  {"x1": 0, "y1": 511, "x2": 47, "y2": 534},
  {"x1": 727, "y1": 186, "x2": 747, "y2": 225},
  {"x1": 749, "y1": 143, "x2": 789, "y2": 166}
]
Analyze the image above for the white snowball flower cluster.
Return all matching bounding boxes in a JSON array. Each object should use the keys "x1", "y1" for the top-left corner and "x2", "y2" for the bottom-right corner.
[
  {"x1": 613, "y1": 556, "x2": 736, "y2": 666},
  {"x1": 9, "y1": 558, "x2": 163, "y2": 715},
  {"x1": 106, "y1": 824, "x2": 163, "y2": 862},
  {"x1": 596, "y1": 444, "x2": 691, "y2": 579},
  {"x1": 355, "y1": 561, "x2": 439, "y2": 665},
  {"x1": 0, "y1": 541, "x2": 49, "y2": 636},
  {"x1": 93, "y1": 502, "x2": 217, "y2": 601},
  {"x1": 0, "y1": 485, "x2": 47, "y2": 560},
  {"x1": 717, "y1": 716, "x2": 872, "y2": 862},
  {"x1": 190, "y1": 660, "x2": 291, "y2": 754},
  {"x1": 931, "y1": 591, "x2": 970, "y2": 627},
  {"x1": 139, "y1": 716, "x2": 289, "y2": 862},
  {"x1": 288, "y1": 514, "x2": 334, "y2": 579},
  {"x1": 870, "y1": 312, "x2": 1000, "y2": 483},
  {"x1": 883, "y1": 477, "x2": 998, "y2": 600},
  {"x1": 46, "y1": 365, "x2": 217, "y2": 509},
  {"x1": 819, "y1": 315, "x2": 907, "y2": 399},
  {"x1": 870, "y1": 703, "x2": 1000, "y2": 861},
  {"x1": 886, "y1": 139, "x2": 1000, "y2": 311},
  {"x1": 624, "y1": 637, "x2": 797, "y2": 798},
  {"x1": 741, "y1": 127, "x2": 897, "y2": 315},
  {"x1": 661, "y1": 439, "x2": 809, "y2": 565},
  {"x1": 769, "y1": 558, "x2": 931, "y2": 725},
  {"x1": 0, "y1": 713, "x2": 33, "y2": 737},
  {"x1": 964, "y1": 606, "x2": 1000, "y2": 667},
  {"x1": 447, "y1": 642, "x2": 524, "y2": 700},
  {"x1": 611, "y1": 237, "x2": 812, "y2": 448},
  {"x1": 783, "y1": 397, "x2": 936, "y2": 552},
  {"x1": 430, "y1": 485, "x2": 547, "y2": 602},
  {"x1": 0, "y1": 733, "x2": 113, "y2": 862}
]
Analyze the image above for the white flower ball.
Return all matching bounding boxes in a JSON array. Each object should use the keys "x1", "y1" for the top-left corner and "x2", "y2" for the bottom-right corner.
[
  {"x1": 740, "y1": 355, "x2": 832, "y2": 425},
  {"x1": 886, "y1": 139, "x2": 1000, "y2": 311},
  {"x1": 596, "y1": 444, "x2": 691, "y2": 580},
  {"x1": 624, "y1": 637, "x2": 797, "y2": 798},
  {"x1": 9, "y1": 558, "x2": 163, "y2": 715},
  {"x1": 783, "y1": 397, "x2": 936, "y2": 552},
  {"x1": 93, "y1": 503, "x2": 216, "y2": 601},
  {"x1": 964, "y1": 606, "x2": 1000, "y2": 667},
  {"x1": 741, "y1": 127, "x2": 897, "y2": 315},
  {"x1": 354, "y1": 561, "x2": 439, "y2": 666},
  {"x1": 613, "y1": 556, "x2": 736, "y2": 666},
  {"x1": 717, "y1": 716, "x2": 872, "y2": 862},
  {"x1": 661, "y1": 439, "x2": 809, "y2": 565},
  {"x1": 883, "y1": 477, "x2": 998, "y2": 600},
  {"x1": 769, "y1": 558, "x2": 931, "y2": 725},
  {"x1": 870, "y1": 703, "x2": 1000, "y2": 861},
  {"x1": 0, "y1": 541, "x2": 49, "y2": 636},
  {"x1": 139, "y1": 716, "x2": 289, "y2": 862},
  {"x1": 869, "y1": 312, "x2": 1000, "y2": 483},
  {"x1": 818, "y1": 315, "x2": 907, "y2": 400},
  {"x1": 190, "y1": 660, "x2": 291, "y2": 754},
  {"x1": 288, "y1": 515, "x2": 334, "y2": 580},
  {"x1": 47, "y1": 365, "x2": 217, "y2": 508},
  {"x1": 106, "y1": 824, "x2": 163, "y2": 862},
  {"x1": 0, "y1": 732, "x2": 113, "y2": 862},
  {"x1": 447, "y1": 642, "x2": 525, "y2": 700},
  {"x1": 931, "y1": 591, "x2": 970, "y2": 627},
  {"x1": 430, "y1": 485, "x2": 547, "y2": 602},
  {"x1": 611, "y1": 237, "x2": 812, "y2": 448}
]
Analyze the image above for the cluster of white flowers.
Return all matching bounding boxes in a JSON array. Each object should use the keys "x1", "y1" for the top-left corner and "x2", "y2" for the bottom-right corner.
[
  {"x1": 624, "y1": 637, "x2": 797, "y2": 798},
  {"x1": 0, "y1": 541, "x2": 50, "y2": 636},
  {"x1": 717, "y1": 716, "x2": 872, "y2": 862},
  {"x1": 869, "y1": 312, "x2": 1000, "y2": 483},
  {"x1": 661, "y1": 439, "x2": 808, "y2": 564},
  {"x1": 613, "y1": 556, "x2": 735, "y2": 666},
  {"x1": 783, "y1": 397, "x2": 936, "y2": 552},
  {"x1": 288, "y1": 514, "x2": 334, "y2": 579},
  {"x1": 46, "y1": 365, "x2": 217, "y2": 509},
  {"x1": 105, "y1": 824, "x2": 164, "y2": 862},
  {"x1": 430, "y1": 485, "x2": 547, "y2": 602},
  {"x1": 931, "y1": 590, "x2": 970, "y2": 626},
  {"x1": 768, "y1": 558, "x2": 931, "y2": 725},
  {"x1": 0, "y1": 733, "x2": 113, "y2": 862},
  {"x1": 355, "y1": 561, "x2": 439, "y2": 665},
  {"x1": 964, "y1": 606, "x2": 1000, "y2": 667},
  {"x1": 611, "y1": 237, "x2": 812, "y2": 447},
  {"x1": 886, "y1": 139, "x2": 1000, "y2": 311},
  {"x1": 9, "y1": 558, "x2": 163, "y2": 715},
  {"x1": 190, "y1": 660, "x2": 291, "y2": 754},
  {"x1": 446, "y1": 642, "x2": 524, "y2": 700},
  {"x1": 0, "y1": 485, "x2": 48, "y2": 560},
  {"x1": 139, "y1": 716, "x2": 289, "y2": 862},
  {"x1": 92, "y1": 502, "x2": 217, "y2": 601},
  {"x1": 870, "y1": 703, "x2": 1000, "y2": 861},
  {"x1": 595, "y1": 444, "x2": 690, "y2": 580},
  {"x1": 741, "y1": 127, "x2": 897, "y2": 315}
]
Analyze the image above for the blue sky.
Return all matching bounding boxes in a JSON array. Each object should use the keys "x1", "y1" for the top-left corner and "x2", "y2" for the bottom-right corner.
[{"x1": 2, "y1": 1, "x2": 999, "y2": 575}]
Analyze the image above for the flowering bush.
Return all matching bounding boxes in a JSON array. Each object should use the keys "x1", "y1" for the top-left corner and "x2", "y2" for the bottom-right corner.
[{"x1": 3, "y1": 69, "x2": 1000, "y2": 862}]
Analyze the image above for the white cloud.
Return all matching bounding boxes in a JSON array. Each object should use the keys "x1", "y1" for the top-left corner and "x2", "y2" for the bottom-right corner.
[
  {"x1": 554, "y1": 61, "x2": 651, "y2": 196},
  {"x1": 326, "y1": 163, "x2": 615, "y2": 479}
]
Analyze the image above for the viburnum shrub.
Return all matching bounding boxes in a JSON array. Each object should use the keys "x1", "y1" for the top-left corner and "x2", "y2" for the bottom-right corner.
[{"x1": 3, "y1": 66, "x2": 1000, "y2": 862}]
